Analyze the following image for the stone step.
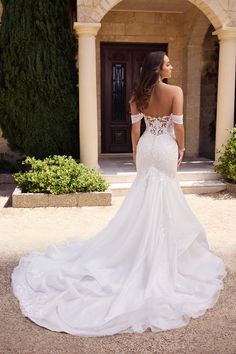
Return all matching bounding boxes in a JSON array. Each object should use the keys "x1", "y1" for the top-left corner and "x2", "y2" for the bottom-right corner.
[
  {"x1": 180, "y1": 180, "x2": 226, "y2": 194},
  {"x1": 0, "y1": 173, "x2": 16, "y2": 184},
  {"x1": 109, "y1": 179, "x2": 226, "y2": 196},
  {"x1": 103, "y1": 171, "x2": 222, "y2": 184}
]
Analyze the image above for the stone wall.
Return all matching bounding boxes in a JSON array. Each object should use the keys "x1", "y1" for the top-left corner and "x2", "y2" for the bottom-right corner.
[
  {"x1": 0, "y1": 129, "x2": 22, "y2": 162},
  {"x1": 77, "y1": 0, "x2": 236, "y2": 29},
  {"x1": 0, "y1": 129, "x2": 10, "y2": 157},
  {"x1": 183, "y1": 7, "x2": 211, "y2": 157}
]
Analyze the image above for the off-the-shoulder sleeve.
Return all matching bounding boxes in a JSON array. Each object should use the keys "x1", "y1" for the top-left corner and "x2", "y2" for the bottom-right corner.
[
  {"x1": 131, "y1": 113, "x2": 144, "y2": 124},
  {"x1": 171, "y1": 113, "x2": 184, "y2": 124}
]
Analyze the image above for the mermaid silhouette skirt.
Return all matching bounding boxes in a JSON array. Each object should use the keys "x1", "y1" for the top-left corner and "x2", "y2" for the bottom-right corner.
[{"x1": 11, "y1": 115, "x2": 227, "y2": 336}]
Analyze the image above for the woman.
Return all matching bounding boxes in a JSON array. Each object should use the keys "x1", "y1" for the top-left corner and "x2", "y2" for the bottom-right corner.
[{"x1": 12, "y1": 52, "x2": 227, "y2": 337}]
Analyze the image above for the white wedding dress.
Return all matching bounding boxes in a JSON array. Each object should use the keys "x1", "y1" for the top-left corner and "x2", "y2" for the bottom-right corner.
[{"x1": 12, "y1": 113, "x2": 227, "y2": 337}]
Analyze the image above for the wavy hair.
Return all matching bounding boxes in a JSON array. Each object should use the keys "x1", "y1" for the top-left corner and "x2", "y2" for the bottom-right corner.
[{"x1": 131, "y1": 51, "x2": 166, "y2": 112}]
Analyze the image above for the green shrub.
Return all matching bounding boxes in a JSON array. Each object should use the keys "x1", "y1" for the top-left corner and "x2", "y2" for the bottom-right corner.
[
  {"x1": 214, "y1": 126, "x2": 236, "y2": 183},
  {"x1": 13, "y1": 155, "x2": 110, "y2": 194}
]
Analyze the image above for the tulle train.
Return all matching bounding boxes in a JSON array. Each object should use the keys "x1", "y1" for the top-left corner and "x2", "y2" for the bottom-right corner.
[{"x1": 12, "y1": 166, "x2": 227, "y2": 336}]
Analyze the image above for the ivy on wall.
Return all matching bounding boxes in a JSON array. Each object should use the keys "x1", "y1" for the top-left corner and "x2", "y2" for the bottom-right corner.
[{"x1": 0, "y1": 0, "x2": 79, "y2": 158}]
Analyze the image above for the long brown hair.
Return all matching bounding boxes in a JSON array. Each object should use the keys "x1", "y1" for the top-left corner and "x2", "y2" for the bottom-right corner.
[{"x1": 131, "y1": 51, "x2": 166, "y2": 112}]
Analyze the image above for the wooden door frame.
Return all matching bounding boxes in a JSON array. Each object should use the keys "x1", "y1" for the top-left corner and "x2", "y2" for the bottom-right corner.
[{"x1": 100, "y1": 42, "x2": 168, "y2": 153}]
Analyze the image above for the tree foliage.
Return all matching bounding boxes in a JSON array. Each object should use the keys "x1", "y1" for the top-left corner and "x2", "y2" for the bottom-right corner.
[{"x1": 0, "y1": 0, "x2": 79, "y2": 158}]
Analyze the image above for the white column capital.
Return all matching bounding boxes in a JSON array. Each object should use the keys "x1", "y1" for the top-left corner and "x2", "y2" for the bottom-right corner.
[
  {"x1": 73, "y1": 22, "x2": 101, "y2": 37},
  {"x1": 213, "y1": 27, "x2": 236, "y2": 41}
]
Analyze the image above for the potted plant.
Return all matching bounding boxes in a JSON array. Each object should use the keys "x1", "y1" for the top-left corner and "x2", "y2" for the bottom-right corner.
[
  {"x1": 12, "y1": 155, "x2": 111, "y2": 207},
  {"x1": 214, "y1": 126, "x2": 236, "y2": 193}
]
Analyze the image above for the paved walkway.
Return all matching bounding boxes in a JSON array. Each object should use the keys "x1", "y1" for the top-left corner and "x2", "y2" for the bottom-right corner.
[{"x1": 0, "y1": 184, "x2": 236, "y2": 353}]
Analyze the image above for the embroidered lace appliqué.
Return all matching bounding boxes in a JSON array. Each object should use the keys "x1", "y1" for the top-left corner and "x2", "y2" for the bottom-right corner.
[{"x1": 144, "y1": 116, "x2": 172, "y2": 136}]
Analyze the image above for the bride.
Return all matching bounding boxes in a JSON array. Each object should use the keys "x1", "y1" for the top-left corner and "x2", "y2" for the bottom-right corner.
[{"x1": 12, "y1": 51, "x2": 227, "y2": 337}]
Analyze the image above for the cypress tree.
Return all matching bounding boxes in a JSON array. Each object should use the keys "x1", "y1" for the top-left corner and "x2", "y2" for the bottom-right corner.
[{"x1": 0, "y1": 0, "x2": 79, "y2": 158}]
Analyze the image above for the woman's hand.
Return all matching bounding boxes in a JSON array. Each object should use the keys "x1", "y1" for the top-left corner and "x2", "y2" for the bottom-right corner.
[{"x1": 177, "y1": 149, "x2": 185, "y2": 167}]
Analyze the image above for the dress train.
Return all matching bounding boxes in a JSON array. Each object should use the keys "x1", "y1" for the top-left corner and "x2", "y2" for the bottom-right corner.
[{"x1": 11, "y1": 113, "x2": 227, "y2": 336}]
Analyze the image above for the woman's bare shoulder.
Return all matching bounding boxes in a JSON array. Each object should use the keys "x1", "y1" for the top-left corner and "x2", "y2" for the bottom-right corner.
[
  {"x1": 129, "y1": 96, "x2": 140, "y2": 114},
  {"x1": 163, "y1": 85, "x2": 183, "y2": 102},
  {"x1": 162, "y1": 83, "x2": 183, "y2": 94}
]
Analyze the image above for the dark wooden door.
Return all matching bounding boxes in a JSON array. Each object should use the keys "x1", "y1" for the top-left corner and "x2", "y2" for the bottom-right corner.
[{"x1": 101, "y1": 42, "x2": 167, "y2": 153}]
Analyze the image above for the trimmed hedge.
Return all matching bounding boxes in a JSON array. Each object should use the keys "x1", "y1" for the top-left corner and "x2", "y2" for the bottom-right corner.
[{"x1": 13, "y1": 155, "x2": 110, "y2": 194}]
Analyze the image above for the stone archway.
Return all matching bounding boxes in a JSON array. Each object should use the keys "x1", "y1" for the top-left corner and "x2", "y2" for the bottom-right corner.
[
  {"x1": 74, "y1": 0, "x2": 236, "y2": 168},
  {"x1": 77, "y1": 0, "x2": 228, "y2": 28}
]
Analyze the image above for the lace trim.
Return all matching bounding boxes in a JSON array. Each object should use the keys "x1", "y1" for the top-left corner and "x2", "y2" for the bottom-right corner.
[
  {"x1": 143, "y1": 114, "x2": 170, "y2": 120},
  {"x1": 131, "y1": 113, "x2": 144, "y2": 124},
  {"x1": 171, "y1": 113, "x2": 183, "y2": 124}
]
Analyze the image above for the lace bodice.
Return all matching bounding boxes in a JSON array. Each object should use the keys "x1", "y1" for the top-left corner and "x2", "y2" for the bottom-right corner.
[
  {"x1": 131, "y1": 112, "x2": 184, "y2": 177},
  {"x1": 131, "y1": 113, "x2": 183, "y2": 138},
  {"x1": 144, "y1": 115, "x2": 173, "y2": 136}
]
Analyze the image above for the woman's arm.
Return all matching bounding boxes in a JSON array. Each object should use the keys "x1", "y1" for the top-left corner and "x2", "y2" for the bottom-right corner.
[
  {"x1": 130, "y1": 99, "x2": 141, "y2": 162},
  {"x1": 172, "y1": 87, "x2": 185, "y2": 166}
]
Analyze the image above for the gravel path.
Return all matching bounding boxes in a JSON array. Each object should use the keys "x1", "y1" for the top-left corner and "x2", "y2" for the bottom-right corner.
[{"x1": 0, "y1": 191, "x2": 235, "y2": 354}]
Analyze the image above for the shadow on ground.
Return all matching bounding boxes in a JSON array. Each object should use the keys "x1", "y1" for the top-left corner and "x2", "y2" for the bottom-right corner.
[{"x1": 196, "y1": 191, "x2": 236, "y2": 200}]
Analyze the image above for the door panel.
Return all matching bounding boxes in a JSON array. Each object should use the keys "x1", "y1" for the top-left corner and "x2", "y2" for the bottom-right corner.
[{"x1": 101, "y1": 43, "x2": 167, "y2": 153}]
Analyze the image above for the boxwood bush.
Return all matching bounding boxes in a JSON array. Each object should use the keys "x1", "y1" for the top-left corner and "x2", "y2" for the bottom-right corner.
[
  {"x1": 214, "y1": 126, "x2": 236, "y2": 183},
  {"x1": 13, "y1": 155, "x2": 110, "y2": 194}
]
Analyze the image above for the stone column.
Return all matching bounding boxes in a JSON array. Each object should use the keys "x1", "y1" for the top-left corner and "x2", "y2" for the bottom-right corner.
[
  {"x1": 213, "y1": 27, "x2": 236, "y2": 160},
  {"x1": 184, "y1": 44, "x2": 202, "y2": 158},
  {"x1": 74, "y1": 22, "x2": 101, "y2": 169}
]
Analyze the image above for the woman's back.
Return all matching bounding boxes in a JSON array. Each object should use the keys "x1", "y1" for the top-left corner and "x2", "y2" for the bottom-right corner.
[{"x1": 141, "y1": 82, "x2": 181, "y2": 118}]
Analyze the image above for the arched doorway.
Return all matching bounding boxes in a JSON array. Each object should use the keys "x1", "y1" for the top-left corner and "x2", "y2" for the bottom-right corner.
[
  {"x1": 74, "y1": 0, "x2": 235, "y2": 168},
  {"x1": 96, "y1": 0, "x2": 200, "y2": 154}
]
